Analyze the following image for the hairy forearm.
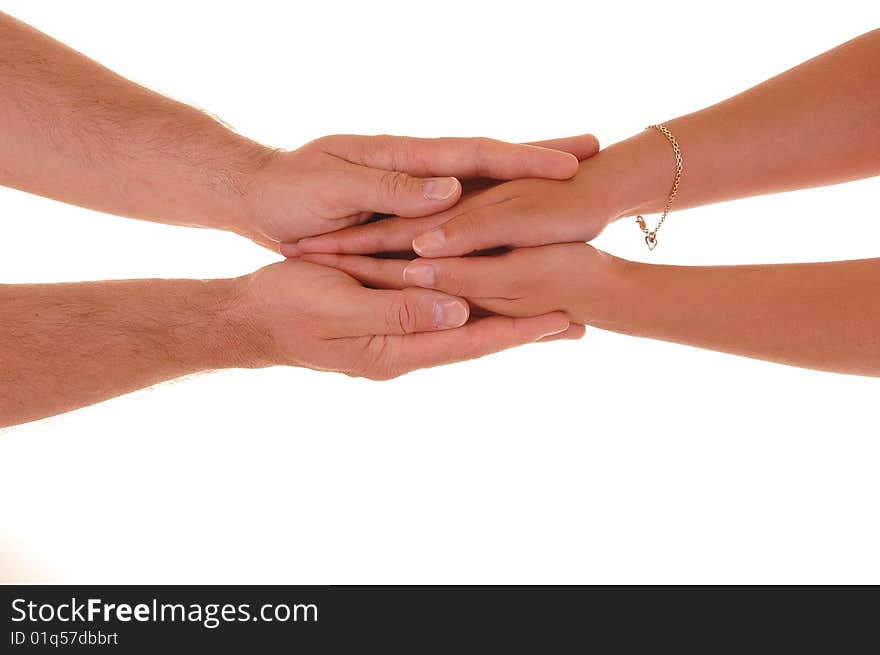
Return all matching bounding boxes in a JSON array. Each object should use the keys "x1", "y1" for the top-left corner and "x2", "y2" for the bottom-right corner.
[
  {"x1": 0, "y1": 278, "x2": 253, "y2": 428},
  {"x1": 593, "y1": 257, "x2": 880, "y2": 376},
  {"x1": 0, "y1": 12, "x2": 269, "y2": 233},
  {"x1": 598, "y1": 29, "x2": 880, "y2": 219}
]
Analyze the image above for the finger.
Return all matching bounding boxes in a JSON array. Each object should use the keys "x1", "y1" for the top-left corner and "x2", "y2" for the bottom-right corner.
[
  {"x1": 402, "y1": 254, "x2": 521, "y2": 299},
  {"x1": 401, "y1": 254, "x2": 540, "y2": 317},
  {"x1": 339, "y1": 161, "x2": 464, "y2": 218},
  {"x1": 296, "y1": 134, "x2": 602, "y2": 257},
  {"x1": 319, "y1": 134, "x2": 580, "y2": 181},
  {"x1": 411, "y1": 197, "x2": 571, "y2": 258},
  {"x1": 392, "y1": 313, "x2": 571, "y2": 376},
  {"x1": 304, "y1": 253, "x2": 535, "y2": 323},
  {"x1": 536, "y1": 323, "x2": 586, "y2": 342},
  {"x1": 296, "y1": 183, "x2": 512, "y2": 256},
  {"x1": 457, "y1": 134, "x2": 600, "y2": 195},
  {"x1": 346, "y1": 287, "x2": 470, "y2": 336},
  {"x1": 300, "y1": 253, "x2": 408, "y2": 290},
  {"x1": 297, "y1": 214, "x2": 440, "y2": 254},
  {"x1": 525, "y1": 134, "x2": 600, "y2": 161}
]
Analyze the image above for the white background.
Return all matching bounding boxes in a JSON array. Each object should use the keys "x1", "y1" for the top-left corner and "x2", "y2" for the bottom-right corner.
[{"x1": 1, "y1": 0, "x2": 878, "y2": 584}]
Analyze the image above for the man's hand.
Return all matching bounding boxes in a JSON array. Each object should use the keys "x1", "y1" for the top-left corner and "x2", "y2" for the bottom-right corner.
[
  {"x1": 0, "y1": 14, "x2": 599, "y2": 252},
  {"x1": 238, "y1": 134, "x2": 600, "y2": 252},
  {"x1": 294, "y1": 138, "x2": 635, "y2": 258},
  {"x1": 229, "y1": 258, "x2": 580, "y2": 380},
  {"x1": 0, "y1": 258, "x2": 579, "y2": 427}
]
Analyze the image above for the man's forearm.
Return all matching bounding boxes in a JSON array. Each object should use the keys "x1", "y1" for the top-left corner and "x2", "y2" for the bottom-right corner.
[
  {"x1": 596, "y1": 257, "x2": 880, "y2": 376},
  {"x1": 599, "y1": 29, "x2": 880, "y2": 219},
  {"x1": 0, "y1": 278, "x2": 253, "y2": 428},
  {"x1": 0, "y1": 12, "x2": 268, "y2": 234}
]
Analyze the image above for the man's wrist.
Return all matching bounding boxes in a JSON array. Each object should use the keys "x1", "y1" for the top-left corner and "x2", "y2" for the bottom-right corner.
[
  {"x1": 170, "y1": 277, "x2": 274, "y2": 372},
  {"x1": 199, "y1": 135, "x2": 278, "y2": 237}
]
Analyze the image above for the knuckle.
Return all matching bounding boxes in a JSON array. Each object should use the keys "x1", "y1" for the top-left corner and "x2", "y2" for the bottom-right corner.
[
  {"x1": 447, "y1": 210, "x2": 489, "y2": 253},
  {"x1": 396, "y1": 135, "x2": 416, "y2": 170},
  {"x1": 385, "y1": 296, "x2": 419, "y2": 334},
  {"x1": 372, "y1": 134, "x2": 396, "y2": 148},
  {"x1": 310, "y1": 134, "x2": 340, "y2": 151},
  {"x1": 372, "y1": 134, "x2": 400, "y2": 167},
  {"x1": 462, "y1": 328, "x2": 488, "y2": 359},
  {"x1": 473, "y1": 137, "x2": 493, "y2": 177},
  {"x1": 379, "y1": 170, "x2": 413, "y2": 200},
  {"x1": 516, "y1": 143, "x2": 532, "y2": 174},
  {"x1": 450, "y1": 212, "x2": 479, "y2": 242},
  {"x1": 475, "y1": 137, "x2": 494, "y2": 154},
  {"x1": 374, "y1": 218, "x2": 413, "y2": 253}
]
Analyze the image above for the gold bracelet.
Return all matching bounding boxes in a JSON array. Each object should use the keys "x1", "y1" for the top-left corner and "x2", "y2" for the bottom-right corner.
[{"x1": 635, "y1": 124, "x2": 682, "y2": 251}]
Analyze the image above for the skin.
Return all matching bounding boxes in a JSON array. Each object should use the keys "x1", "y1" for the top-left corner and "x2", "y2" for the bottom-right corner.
[
  {"x1": 297, "y1": 30, "x2": 880, "y2": 376},
  {"x1": 0, "y1": 12, "x2": 592, "y2": 251},
  {"x1": 302, "y1": 246, "x2": 880, "y2": 376},
  {"x1": 0, "y1": 262, "x2": 578, "y2": 428},
  {"x1": 0, "y1": 12, "x2": 594, "y2": 427},
  {"x1": 299, "y1": 29, "x2": 880, "y2": 256}
]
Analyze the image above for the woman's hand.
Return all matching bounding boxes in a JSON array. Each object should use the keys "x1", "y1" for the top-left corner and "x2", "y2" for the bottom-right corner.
[
  {"x1": 293, "y1": 140, "x2": 646, "y2": 258},
  {"x1": 238, "y1": 134, "x2": 601, "y2": 252},
  {"x1": 293, "y1": 29, "x2": 880, "y2": 260},
  {"x1": 300, "y1": 243, "x2": 632, "y2": 332},
  {"x1": 305, "y1": 246, "x2": 880, "y2": 377}
]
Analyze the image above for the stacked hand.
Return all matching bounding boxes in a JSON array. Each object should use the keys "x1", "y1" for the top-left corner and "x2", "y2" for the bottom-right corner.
[
  {"x1": 3, "y1": 11, "x2": 621, "y2": 426},
  {"x1": 226, "y1": 133, "x2": 605, "y2": 379},
  {"x1": 234, "y1": 133, "x2": 602, "y2": 251},
  {"x1": 231, "y1": 258, "x2": 577, "y2": 381},
  {"x1": 286, "y1": 139, "x2": 632, "y2": 338},
  {"x1": 293, "y1": 143, "x2": 627, "y2": 257},
  {"x1": 7, "y1": 10, "x2": 880, "y2": 428},
  {"x1": 296, "y1": 243, "x2": 630, "y2": 332}
]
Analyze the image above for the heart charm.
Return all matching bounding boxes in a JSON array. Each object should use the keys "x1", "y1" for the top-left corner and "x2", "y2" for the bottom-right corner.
[{"x1": 645, "y1": 233, "x2": 658, "y2": 251}]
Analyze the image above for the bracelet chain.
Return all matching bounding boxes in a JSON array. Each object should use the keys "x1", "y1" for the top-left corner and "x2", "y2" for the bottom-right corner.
[{"x1": 636, "y1": 124, "x2": 682, "y2": 251}]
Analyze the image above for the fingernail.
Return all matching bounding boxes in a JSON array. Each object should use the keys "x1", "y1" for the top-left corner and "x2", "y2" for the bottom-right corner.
[
  {"x1": 537, "y1": 326, "x2": 568, "y2": 341},
  {"x1": 412, "y1": 229, "x2": 446, "y2": 256},
  {"x1": 422, "y1": 177, "x2": 459, "y2": 201},
  {"x1": 433, "y1": 299, "x2": 468, "y2": 328},
  {"x1": 403, "y1": 261, "x2": 435, "y2": 287}
]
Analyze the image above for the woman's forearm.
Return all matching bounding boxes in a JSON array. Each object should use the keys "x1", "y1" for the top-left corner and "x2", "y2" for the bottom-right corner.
[
  {"x1": 0, "y1": 12, "x2": 267, "y2": 233},
  {"x1": 300, "y1": 245, "x2": 880, "y2": 376},
  {"x1": 600, "y1": 29, "x2": 880, "y2": 219},
  {"x1": 600, "y1": 257, "x2": 880, "y2": 376},
  {"x1": 291, "y1": 28, "x2": 880, "y2": 259}
]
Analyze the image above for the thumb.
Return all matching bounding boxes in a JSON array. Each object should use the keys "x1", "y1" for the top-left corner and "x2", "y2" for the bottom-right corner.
[
  {"x1": 354, "y1": 287, "x2": 470, "y2": 336},
  {"x1": 341, "y1": 161, "x2": 462, "y2": 217}
]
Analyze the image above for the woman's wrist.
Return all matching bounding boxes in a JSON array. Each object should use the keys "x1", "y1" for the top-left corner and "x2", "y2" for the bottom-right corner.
[
  {"x1": 586, "y1": 128, "x2": 682, "y2": 223},
  {"x1": 590, "y1": 259, "x2": 694, "y2": 342},
  {"x1": 564, "y1": 246, "x2": 649, "y2": 331}
]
